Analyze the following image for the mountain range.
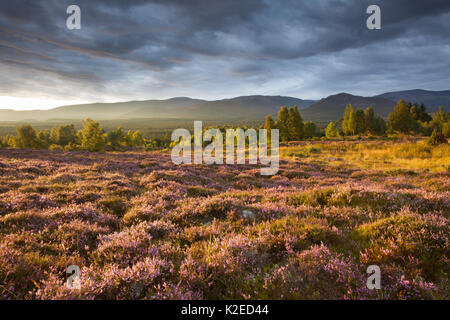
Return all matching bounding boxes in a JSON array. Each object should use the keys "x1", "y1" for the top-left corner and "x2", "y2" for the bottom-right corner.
[{"x1": 0, "y1": 89, "x2": 449, "y2": 123}]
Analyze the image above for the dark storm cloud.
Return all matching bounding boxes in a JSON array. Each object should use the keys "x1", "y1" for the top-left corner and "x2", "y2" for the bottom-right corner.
[{"x1": 0, "y1": 0, "x2": 449, "y2": 104}]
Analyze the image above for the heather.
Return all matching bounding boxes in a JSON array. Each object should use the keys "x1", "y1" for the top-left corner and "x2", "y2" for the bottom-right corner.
[{"x1": 0, "y1": 141, "x2": 448, "y2": 300}]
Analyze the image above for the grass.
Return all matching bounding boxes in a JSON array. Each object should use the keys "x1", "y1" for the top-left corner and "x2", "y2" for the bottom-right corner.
[{"x1": 281, "y1": 139, "x2": 450, "y2": 172}]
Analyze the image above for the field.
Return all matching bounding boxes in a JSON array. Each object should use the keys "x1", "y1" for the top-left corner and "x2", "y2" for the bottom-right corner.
[{"x1": 0, "y1": 139, "x2": 449, "y2": 300}]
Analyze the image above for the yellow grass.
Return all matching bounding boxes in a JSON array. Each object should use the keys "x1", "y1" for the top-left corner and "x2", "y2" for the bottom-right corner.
[{"x1": 281, "y1": 139, "x2": 450, "y2": 172}]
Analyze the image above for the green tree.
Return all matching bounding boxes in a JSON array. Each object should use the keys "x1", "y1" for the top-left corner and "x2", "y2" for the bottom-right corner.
[
  {"x1": 364, "y1": 107, "x2": 376, "y2": 134},
  {"x1": 287, "y1": 108, "x2": 296, "y2": 140},
  {"x1": 264, "y1": 115, "x2": 275, "y2": 131},
  {"x1": 410, "y1": 103, "x2": 432, "y2": 123},
  {"x1": 303, "y1": 121, "x2": 317, "y2": 138},
  {"x1": 4, "y1": 135, "x2": 16, "y2": 148},
  {"x1": 264, "y1": 115, "x2": 275, "y2": 146},
  {"x1": 292, "y1": 106, "x2": 304, "y2": 140},
  {"x1": 122, "y1": 130, "x2": 144, "y2": 148},
  {"x1": 124, "y1": 130, "x2": 133, "y2": 147},
  {"x1": 430, "y1": 106, "x2": 450, "y2": 137},
  {"x1": 107, "y1": 127, "x2": 125, "y2": 148},
  {"x1": 387, "y1": 100, "x2": 418, "y2": 134},
  {"x1": 131, "y1": 131, "x2": 144, "y2": 147},
  {"x1": 374, "y1": 116, "x2": 387, "y2": 135},
  {"x1": 50, "y1": 124, "x2": 77, "y2": 146},
  {"x1": 443, "y1": 121, "x2": 450, "y2": 138},
  {"x1": 427, "y1": 128, "x2": 447, "y2": 145},
  {"x1": 354, "y1": 109, "x2": 366, "y2": 134},
  {"x1": 37, "y1": 130, "x2": 51, "y2": 149},
  {"x1": 80, "y1": 119, "x2": 106, "y2": 152},
  {"x1": 16, "y1": 125, "x2": 39, "y2": 148},
  {"x1": 343, "y1": 105, "x2": 356, "y2": 135},
  {"x1": 276, "y1": 106, "x2": 289, "y2": 142},
  {"x1": 325, "y1": 121, "x2": 339, "y2": 138}
]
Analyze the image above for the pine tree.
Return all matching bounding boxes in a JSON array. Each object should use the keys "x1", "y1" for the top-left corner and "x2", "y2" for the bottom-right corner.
[
  {"x1": 374, "y1": 116, "x2": 387, "y2": 135},
  {"x1": 355, "y1": 109, "x2": 366, "y2": 134},
  {"x1": 304, "y1": 121, "x2": 316, "y2": 138},
  {"x1": 276, "y1": 106, "x2": 289, "y2": 142},
  {"x1": 287, "y1": 107, "x2": 296, "y2": 141},
  {"x1": 387, "y1": 100, "x2": 418, "y2": 133},
  {"x1": 293, "y1": 106, "x2": 304, "y2": 140},
  {"x1": 419, "y1": 103, "x2": 432, "y2": 122},
  {"x1": 364, "y1": 107, "x2": 375, "y2": 134},
  {"x1": 264, "y1": 115, "x2": 275, "y2": 131},
  {"x1": 264, "y1": 115, "x2": 275, "y2": 146}
]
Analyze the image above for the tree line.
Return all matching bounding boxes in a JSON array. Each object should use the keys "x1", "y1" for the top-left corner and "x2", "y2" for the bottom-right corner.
[
  {"x1": 264, "y1": 106, "x2": 314, "y2": 142},
  {"x1": 264, "y1": 100, "x2": 449, "y2": 141},
  {"x1": 0, "y1": 119, "x2": 149, "y2": 152},
  {"x1": 1, "y1": 101, "x2": 448, "y2": 152}
]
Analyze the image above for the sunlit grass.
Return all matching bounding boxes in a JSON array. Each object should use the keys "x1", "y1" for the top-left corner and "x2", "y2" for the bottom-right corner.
[{"x1": 281, "y1": 139, "x2": 450, "y2": 172}]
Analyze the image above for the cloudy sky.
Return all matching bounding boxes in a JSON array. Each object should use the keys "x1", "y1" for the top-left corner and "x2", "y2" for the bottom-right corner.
[{"x1": 1, "y1": 0, "x2": 449, "y2": 110}]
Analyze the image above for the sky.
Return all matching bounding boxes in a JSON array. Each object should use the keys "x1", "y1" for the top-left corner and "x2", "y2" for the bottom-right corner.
[{"x1": 0, "y1": 0, "x2": 449, "y2": 110}]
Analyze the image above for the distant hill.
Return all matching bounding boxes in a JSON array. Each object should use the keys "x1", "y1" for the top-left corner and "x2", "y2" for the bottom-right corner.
[
  {"x1": 131, "y1": 95, "x2": 316, "y2": 120},
  {"x1": 375, "y1": 89, "x2": 450, "y2": 109},
  {"x1": 0, "y1": 90, "x2": 449, "y2": 123},
  {"x1": 300, "y1": 93, "x2": 395, "y2": 122},
  {"x1": 300, "y1": 90, "x2": 450, "y2": 122},
  {"x1": 0, "y1": 96, "x2": 316, "y2": 121},
  {"x1": 49, "y1": 97, "x2": 208, "y2": 120}
]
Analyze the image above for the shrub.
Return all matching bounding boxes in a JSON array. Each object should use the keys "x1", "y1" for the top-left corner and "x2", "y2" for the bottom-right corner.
[
  {"x1": 427, "y1": 129, "x2": 448, "y2": 146},
  {"x1": 99, "y1": 196, "x2": 127, "y2": 216},
  {"x1": 49, "y1": 144, "x2": 64, "y2": 151}
]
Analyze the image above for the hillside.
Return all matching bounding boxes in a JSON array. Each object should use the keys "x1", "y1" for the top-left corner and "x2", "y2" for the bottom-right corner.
[
  {"x1": 1, "y1": 90, "x2": 449, "y2": 123},
  {"x1": 300, "y1": 93, "x2": 395, "y2": 122},
  {"x1": 136, "y1": 95, "x2": 316, "y2": 120},
  {"x1": 0, "y1": 96, "x2": 315, "y2": 122},
  {"x1": 0, "y1": 98, "x2": 207, "y2": 121},
  {"x1": 376, "y1": 89, "x2": 450, "y2": 109}
]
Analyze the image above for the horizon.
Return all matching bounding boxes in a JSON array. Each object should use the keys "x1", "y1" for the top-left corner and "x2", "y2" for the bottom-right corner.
[
  {"x1": 2, "y1": 88, "x2": 450, "y2": 112},
  {"x1": 1, "y1": 1, "x2": 450, "y2": 110}
]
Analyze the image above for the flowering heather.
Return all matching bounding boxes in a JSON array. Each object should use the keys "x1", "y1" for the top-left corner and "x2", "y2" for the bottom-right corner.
[{"x1": 0, "y1": 142, "x2": 448, "y2": 300}]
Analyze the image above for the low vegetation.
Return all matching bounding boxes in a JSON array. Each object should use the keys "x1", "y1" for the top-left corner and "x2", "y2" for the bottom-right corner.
[{"x1": 0, "y1": 139, "x2": 448, "y2": 300}]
